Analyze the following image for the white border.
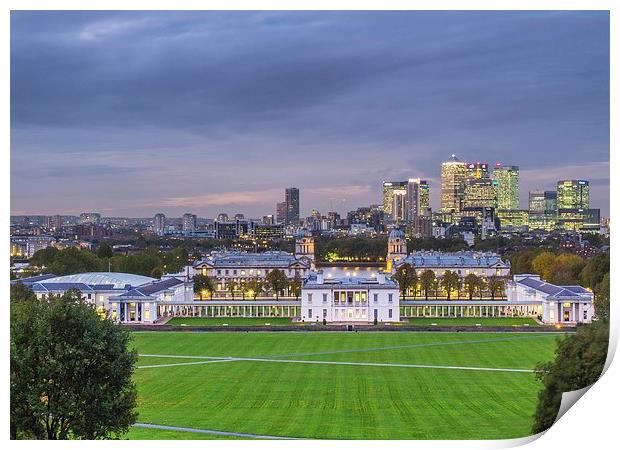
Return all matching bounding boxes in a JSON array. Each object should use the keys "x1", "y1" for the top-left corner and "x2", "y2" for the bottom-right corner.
[{"x1": 2, "y1": 2, "x2": 617, "y2": 449}]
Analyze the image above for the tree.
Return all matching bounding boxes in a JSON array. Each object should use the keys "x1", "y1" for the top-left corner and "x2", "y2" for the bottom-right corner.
[
  {"x1": 289, "y1": 272, "x2": 303, "y2": 300},
  {"x1": 487, "y1": 276, "x2": 505, "y2": 300},
  {"x1": 239, "y1": 279, "x2": 248, "y2": 300},
  {"x1": 593, "y1": 272, "x2": 610, "y2": 321},
  {"x1": 532, "y1": 251, "x2": 556, "y2": 280},
  {"x1": 441, "y1": 270, "x2": 461, "y2": 300},
  {"x1": 226, "y1": 280, "x2": 237, "y2": 300},
  {"x1": 548, "y1": 253, "x2": 584, "y2": 285},
  {"x1": 531, "y1": 320, "x2": 608, "y2": 434},
  {"x1": 463, "y1": 273, "x2": 481, "y2": 300},
  {"x1": 193, "y1": 274, "x2": 214, "y2": 300},
  {"x1": 96, "y1": 242, "x2": 114, "y2": 259},
  {"x1": 10, "y1": 289, "x2": 138, "y2": 439},
  {"x1": 150, "y1": 267, "x2": 163, "y2": 279},
  {"x1": 392, "y1": 263, "x2": 418, "y2": 300},
  {"x1": 10, "y1": 282, "x2": 37, "y2": 302},
  {"x1": 266, "y1": 269, "x2": 288, "y2": 300},
  {"x1": 419, "y1": 270, "x2": 436, "y2": 300},
  {"x1": 580, "y1": 252, "x2": 609, "y2": 290},
  {"x1": 246, "y1": 277, "x2": 264, "y2": 300}
]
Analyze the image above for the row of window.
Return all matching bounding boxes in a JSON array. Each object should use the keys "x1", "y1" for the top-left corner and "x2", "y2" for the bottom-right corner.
[
  {"x1": 308, "y1": 308, "x2": 393, "y2": 319},
  {"x1": 307, "y1": 292, "x2": 393, "y2": 304},
  {"x1": 202, "y1": 268, "x2": 307, "y2": 277}
]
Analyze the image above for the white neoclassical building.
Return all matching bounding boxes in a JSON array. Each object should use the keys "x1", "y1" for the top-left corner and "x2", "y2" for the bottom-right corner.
[
  {"x1": 506, "y1": 274, "x2": 594, "y2": 324},
  {"x1": 12, "y1": 272, "x2": 192, "y2": 323},
  {"x1": 301, "y1": 271, "x2": 400, "y2": 323}
]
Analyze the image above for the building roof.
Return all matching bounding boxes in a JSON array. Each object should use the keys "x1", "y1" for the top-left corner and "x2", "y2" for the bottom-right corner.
[
  {"x1": 303, "y1": 273, "x2": 398, "y2": 289},
  {"x1": 110, "y1": 277, "x2": 185, "y2": 300},
  {"x1": 388, "y1": 229, "x2": 405, "y2": 240},
  {"x1": 11, "y1": 273, "x2": 58, "y2": 284},
  {"x1": 397, "y1": 251, "x2": 510, "y2": 269},
  {"x1": 515, "y1": 277, "x2": 593, "y2": 300},
  {"x1": 194, "y1": 251, "x2": 310, "y2": 269},
  {"x1": 41, "y1": 272, "x2": 156, "y2": 289}
]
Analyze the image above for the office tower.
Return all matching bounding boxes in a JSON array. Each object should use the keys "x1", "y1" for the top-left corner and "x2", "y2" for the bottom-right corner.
[
  {"x1": 276, "y1": 202, "x2": 287, "y2": 224},
  {"x1": 217, "y1": 213, "x2": 229, "y2": 222},
  {"x1": 262, "y1": 214, "x2": 275, "y2": 225},
  {"x1": 182, "y1": 213, "x2": 197, "y2": 232},
  {"x1": 463, "y1": 178, "x2": 498, "y2": 209},
  {"x1": 391, "y1": 186, "x2": 407, "y2": 223},
  {"x1": 419, "y1": 180, "x2": 430, "y2": 210},
  {"x1": 153, "y1": 213, "x2": 166, "y2": 236},
  {"x1": 492, "y1": 164, "x2": 520, "y2": 210},
  {"x1": 285, "y1": 187, "x2": 300, "y2": 225},
  {"x1": 466, "y1": 162, "x2": 489, "y2": 179},
  {"x1": 47, "y1": 214, "x2": 63, "y2": 230},
  {"x1": 382, "y1": 181, "x2": 408, "y2": 217},
  {"x1": 326, "y1": 211, "x2": 341, "y2": 228},
  {"x1": 528, "y1": 191, "x2": 545, "y2": 213},
  {"x1": 557, "y1": 180, "x2": 590, "y2": 209},
  {"x1": 440, "y1": 155, "x2": 468, "y2": 212},
  {"x1": 79, "y1": 212, "x2": 101, "y2": 225},
  {"x1": 529, "y1": 191, "x2": 558, "y2": 231}
]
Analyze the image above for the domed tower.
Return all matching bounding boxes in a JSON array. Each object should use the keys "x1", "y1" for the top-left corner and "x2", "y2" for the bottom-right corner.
[
  {"x1": 387, "y1": 228, "x2": 407, "y2": 272},
  {"x1": 295, "y1": 228, "x2": 315, "y2": 268}
]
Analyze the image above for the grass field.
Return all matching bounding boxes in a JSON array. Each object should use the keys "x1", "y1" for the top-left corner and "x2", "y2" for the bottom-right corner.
[
  {"x1": 128, "y1": 331, "x2": 564, "y2": 440},
  {"x1": 165, "y1": 317, "x2": 542, "y2": 327}
]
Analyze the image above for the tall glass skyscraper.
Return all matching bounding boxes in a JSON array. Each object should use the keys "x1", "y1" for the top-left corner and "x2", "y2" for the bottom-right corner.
[
  {"x1": 440, "y1": 155, "x2": 467, "y2": 212},
  {"x1": 557, "y1": 180, "x2": 589, "y2": 209},
  {"x1": 285, "y1": 187, "x2": 300, "y2": 225},
  {"x1": 382, "y1": 181, "x2": 408, "y2": 217},
  {"x1": 492, "y1": 164, "x2": 520, "y2": 210}
]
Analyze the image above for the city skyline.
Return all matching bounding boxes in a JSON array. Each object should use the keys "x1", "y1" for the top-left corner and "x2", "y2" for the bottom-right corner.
[{"x1": 11, "y1": 11, "x2": 610, "y2": 217}]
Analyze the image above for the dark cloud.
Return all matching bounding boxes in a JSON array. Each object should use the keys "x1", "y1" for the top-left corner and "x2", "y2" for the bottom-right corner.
[{"x1": 10, "y1": 11, "x2": 610, "y2": 217}]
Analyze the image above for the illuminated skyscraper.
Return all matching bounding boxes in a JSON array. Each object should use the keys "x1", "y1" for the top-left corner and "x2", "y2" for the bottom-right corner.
[
  {"x1": 182, "y1": 213, "x2": 197, "y2": 232},
  {"x1": 418, "y1": 180, "x2": 430, "y2": 210},
  {"x1": 285, "y1": 187, "x2": 300, "y2": 225},
  {"x1": 466, "y1": 162, "x2": 489, "y2": 179},
  {"x1": 440, "y1": 155, "x2": 468, "y2": 212},
  {"x1": 492, "y1": 164, "x2": 520, "y2": 210},
  {"x1": 463, "y1": 178, "x2": 497, "y2": 209},
  {"x1": 382, "y1": 181, "x2": 408, "y2": 217},
  {"x1": 557, "y1": 180, "x2": 589, "y2": 209}
]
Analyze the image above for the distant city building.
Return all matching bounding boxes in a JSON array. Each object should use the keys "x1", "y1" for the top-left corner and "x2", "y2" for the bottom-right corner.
[
  {"x1": 440, "y1": 155, "x2": 468, "y2": 213},
  {"x1": 252, "y1": 223, "x2": 284, "y2": 239},
  {"x1": 529, "y1": 191, "x2": 558, "y2": 231},
  {"x1": 347, "y1": 206, "x2": 383, "y2": 232},
  {"x1": 466, "y1": 162, "x2": 489, "y2": 179},
  {"x1": 182, "y1": 213, "x2": 197, "y2": 232},
  {"x1": 276, "y1": 201, "x2": 287, "y2": 224},
  {"x1": 463, "y1": 178, "x2": 497, "y2": 209},
  {"x1": 497, "y1": 209, "x2": 529, "y2": 230},
  {"x1": 234, "y1": 213, "x2": 245, "y2": 221},
  {"x1": 285, "y1": 187, "x2": 300, "y2": 225},
  {"x1": 406, "y1": 178, "x2": 422, "y2": 222},
  {"x1": 382, "y1": 181, "x2": 408, "y2": 217},
  {"x1": 262, "y1": 214, "x2": 275, "y2": 225},
  {"x1": 557, "y1": 180, "x2": 590, "y2": 209},
  {"x1": 391, "y1": 186, "x2": 408, "y2": 224},
  {"x1": 418, "y1": 180, "x2": 430, "y2": 210},
  {"x1": 153, "y1": 213, "x2": 166, "y2": 236},
  {"x1": 46, "y1": 214, "x2": 63, "y2": 230},
  {"x1": 557, "y1": 208, "x2": 601, "y2": 232},
  {"x1": 217, "y1": 213, "x2": 229, "y2": 222},
  {"x1": 79, "y1": 212, "x2": 101, "y2": 225},
  {"x1": 492, "y1": 164, "x2": 520, "y2": 210}
]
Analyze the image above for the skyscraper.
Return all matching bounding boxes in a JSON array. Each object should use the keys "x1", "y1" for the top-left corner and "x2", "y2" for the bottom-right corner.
[
  {"x1": 182, "y1": 213, "x2": 197, "y2": 232},
  {"x1": 79, "y1": 212, "x2": 101, "y2": 225},
  {"x1": 276, "y1": 202, "x2": 287, "y2": 224},
  {"x1": 529, "y1": 191, "x2": 558, "y2": 231},
  {"x1": 391, "y1": 186, "x2": 407, "y2": 223},
  {"x1": 153, "y1": 213, "x2": 166, "y2": 236},
  {"x1": 418, "y1": 180, "x2": 430, "y2": 210},
  {"x1": 492, "y1": 164, "x2": 520, "y2": 210},
  {"x1": 463, "y1": 178, "x2": 498, "y2": 209},
  {"x1": 382, "y1": 181, "x2": 408, "y2": 217},
  {"x1": 285, "y1": 187, "x2": 300, "y2": 225},
  {"x1": 557, "y1": 180, "x2": 590, "y2": 209},
  {"x1": 440, "y1": 155, "x2": 468, "y2": 212},
  {"x1": 466, "y1": 162, "x2": 489, "y2": 179}
]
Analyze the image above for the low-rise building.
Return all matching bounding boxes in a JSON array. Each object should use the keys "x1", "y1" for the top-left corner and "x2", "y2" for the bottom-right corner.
[
  {"x1": 506, "y1": 274, "x2": 594, "y2": 324},
  {"x1": 301, "y1": 271, "x2": 400, "y2": 323}
]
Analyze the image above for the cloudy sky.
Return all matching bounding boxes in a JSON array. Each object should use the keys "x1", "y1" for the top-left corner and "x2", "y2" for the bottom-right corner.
[{"x1": 11, "y1": 11, "x2": 610, "y2": 218}]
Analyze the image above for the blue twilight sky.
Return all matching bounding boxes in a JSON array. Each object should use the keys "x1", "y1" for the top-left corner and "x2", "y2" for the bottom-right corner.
[{"x1": 10, "y1": 11, "x2": 610, "y2": 218}]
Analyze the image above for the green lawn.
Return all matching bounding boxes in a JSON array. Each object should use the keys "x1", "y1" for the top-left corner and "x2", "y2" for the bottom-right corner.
[
  {"x1": 126, "y1": 427, "x2": 241, "y2": 440},
  {"x1": 403, "y1": 317, "x2": 542, "y2": 327},
  {"x1": 128, "y1": 331, "x2": 564, "y2": 440},
  {"x1": 166, "y1": 317, "x2": 296, "y2": 326}
]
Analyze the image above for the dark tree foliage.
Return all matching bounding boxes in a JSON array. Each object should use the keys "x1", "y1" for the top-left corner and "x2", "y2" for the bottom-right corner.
[
  {"x1": 392, "y1": 263, "x2": 417, "y2": 300},
  {"x1": 407, "y1": 237, "x2": 469, "y2": 252},
  {"x1": 266, "y1": 268, "x2": 288, "y2": 299},
  {"x1": 30, "y1": 247, "x2": 103, "y2": 275},
  {"x1": 509, "y1": 248, "x2": 545, "y2": 275},
  {"x1": 315, "y1": 237, "x2": 388, "y2": 261},
  {"x1": 10, "y1": 290, "x2": 138, "y2": 439},
  {"x1": 96, "y1": 242, "x2": 114, "y2": 259},
  {"x1": 580, "y1": 252, "x2": 610, "y2": 290},
  {"x1": 10, "y1": 282, "x2": 37, "y2": 302},
  {"x1": 531, "y1": 321, "x2": 609, "y2": 434},
  {"x1": 531, "y1": 265, "x2": 610, "y2": 434}
]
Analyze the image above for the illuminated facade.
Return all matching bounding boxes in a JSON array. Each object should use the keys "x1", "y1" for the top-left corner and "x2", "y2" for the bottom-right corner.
[
  {"x1": 440, "y1": 155, "x2": 468, "y2": 213},
  {"x1": 497, "y1": 209, "x2": 529, "y2": 229},
  {"x1": 382, "y1": 181, "x2": 408, "y2": 217},
  {"x1": 463, "y1": 178, "x2": 497, "y2": 209},
  {"x1": 492, "y1": 164, "x2": 520, "y2": 210},
  {"x1": 466, "y1": 162, "x2": 489, "y2": 179},
  {"x1": 528, "y1": 191, "x2": 557, "y2": 231},
  {"x1": 557, "y1": 180, "x2": 589, "y2": 209},
  {"x1": 301, "y1": 271, "x2": 400, "y2": 323}
]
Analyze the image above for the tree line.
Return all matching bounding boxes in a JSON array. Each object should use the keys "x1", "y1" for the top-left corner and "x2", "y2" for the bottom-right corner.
[
  {"x1": 193, "y1": 269, "x2": 302, "y2": 301},
  {"x1": 391, "y1": 264, "x2": 505, "y2": 301}
]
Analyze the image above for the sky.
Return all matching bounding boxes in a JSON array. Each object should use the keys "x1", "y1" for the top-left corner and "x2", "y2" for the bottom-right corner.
[{"x1": 10, "y1": 11, "x2": 610, "y2": 218}]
